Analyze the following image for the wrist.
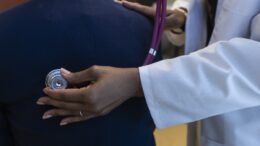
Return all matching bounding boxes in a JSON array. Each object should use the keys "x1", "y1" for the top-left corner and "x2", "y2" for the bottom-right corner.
[{"x1": 127, "y1": 68, "x2": 144, "y2": 97}]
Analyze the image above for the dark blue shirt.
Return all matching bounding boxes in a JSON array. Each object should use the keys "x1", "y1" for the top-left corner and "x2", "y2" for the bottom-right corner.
[{"x1": 0, "y1": 0, "x2": 158, "y2": 145}]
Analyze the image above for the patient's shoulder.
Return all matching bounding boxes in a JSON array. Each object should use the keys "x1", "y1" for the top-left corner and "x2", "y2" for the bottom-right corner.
[{"x1": 0, "y1": 0, "x2": 153, "y2": 45}]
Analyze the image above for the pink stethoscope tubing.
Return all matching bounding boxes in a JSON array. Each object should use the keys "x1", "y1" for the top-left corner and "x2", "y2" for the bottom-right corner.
[{"x1": 143, "y1": 0, "x2": 167, "y2": 65}]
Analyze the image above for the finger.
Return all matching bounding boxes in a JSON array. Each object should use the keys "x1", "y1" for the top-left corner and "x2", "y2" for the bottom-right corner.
[
  {"x1": 37, "y1": 97, "x2": 85, "y2": 110},
  {"x1": 121, "y1": 1, "x2": 155, "y2": 17},
  {"x1": 165, "y1": 14, "x2": 183, "y2": 30},
  {"x1": 42, "y1": 109, "x2": 79, "y2": 119},
  {"x1": 165, "y1": 16, "x2": 177, "y2": 29},
  {"x1": 61, "y1": 66, "x2": 98, "y2": 85},
  {"x1": 166, "y1": 10, "x2": 174, "y2": 16},
  {"x1": 43, "y1": 87, "x2": 88, "y2": 102},
  {"x1": 59, "y1": 98, "x2": 125, "y2": 126},
  {"x1": 60, "y1": 115, "x2": 96, "y2": 126},
  {"x1": 165, "y1": 9, "x2": 187, "y2": 29},
  {"x1": 114, "y1": 0, "x2": 123, "y2": 4}
]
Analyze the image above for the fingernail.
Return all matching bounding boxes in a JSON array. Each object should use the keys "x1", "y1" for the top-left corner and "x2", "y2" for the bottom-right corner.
[
  {"x1": 37, "y1": 101, "x2": 45, "y2": 105},
  {"x1": 61, "y1": 68, "x2": 71, "y2": 75},
  {"x1": 114, "y1": 0, "x2": 122, "y2": 4},
  {"x1": 60, "y1": 122, "x2": 68, "y2": 126},
  {"x1": 43, "y1": 115, "x2": 52, "y2": 119}
]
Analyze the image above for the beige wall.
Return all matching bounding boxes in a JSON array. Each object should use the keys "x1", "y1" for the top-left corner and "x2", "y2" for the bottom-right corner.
[{"x1": 154, "y1": 125, "x2": 187, "y2": 146}]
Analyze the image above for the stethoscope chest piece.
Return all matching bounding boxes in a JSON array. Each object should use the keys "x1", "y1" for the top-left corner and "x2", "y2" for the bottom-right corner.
[{"x1": 45, "y1": 69, "x2": 68, "y2": 89}]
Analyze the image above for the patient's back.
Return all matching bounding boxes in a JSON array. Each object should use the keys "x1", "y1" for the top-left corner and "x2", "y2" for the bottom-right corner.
[{"x1": 0, "y1": 0, "x2": 156, "y2": 145}]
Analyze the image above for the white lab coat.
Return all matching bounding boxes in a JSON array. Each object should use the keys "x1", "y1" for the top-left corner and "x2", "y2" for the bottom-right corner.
[{"x1": 139, "y1": 0, "x2": 260, "y2": 146}]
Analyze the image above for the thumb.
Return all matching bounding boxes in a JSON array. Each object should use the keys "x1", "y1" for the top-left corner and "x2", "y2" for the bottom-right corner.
[{"x1": 61, "y1": 68, "x2": 97, "y2": 85}]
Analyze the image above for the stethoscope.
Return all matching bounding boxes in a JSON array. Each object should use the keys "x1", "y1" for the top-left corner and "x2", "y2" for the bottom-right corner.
[
  {"x1": 46, "y1": 0, "x2": 167, "y2": 89},
  {"x1": 144, "y1": 0, "x2": 167, "y2": 65}
]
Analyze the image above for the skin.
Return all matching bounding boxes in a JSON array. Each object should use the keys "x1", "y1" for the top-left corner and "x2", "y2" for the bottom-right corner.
[
  {"x1": 115, "y1": 0, "x2": 187, "y2": 30},
  {"x1": 37, "y1": 67, "x2": 143, "y2": 126},
  {"x1": 37, "y1": 0, "x2": 187, "y2": 126}
]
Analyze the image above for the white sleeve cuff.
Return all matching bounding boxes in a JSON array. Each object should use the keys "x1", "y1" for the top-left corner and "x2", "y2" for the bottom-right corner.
[
  {"x1": 139, "y1": 66, "x2": 163, "y2": 128},
  {"x1": 139, "y1": 62, "x2": 191, "y2": 129}
]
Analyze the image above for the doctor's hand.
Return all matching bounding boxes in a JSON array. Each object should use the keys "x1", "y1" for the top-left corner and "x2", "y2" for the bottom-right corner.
[
  {"x1": 37, "y1": 66, "x2": 143, "y2": 126},
  {"x1": 114, "y1": 0, "x2": 187, "y2": 30}
]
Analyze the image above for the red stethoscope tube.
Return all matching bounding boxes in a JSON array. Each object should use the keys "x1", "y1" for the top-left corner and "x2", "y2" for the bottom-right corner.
[{"x1": 143, "y1": 0, "x2": 167, "y2": 65}]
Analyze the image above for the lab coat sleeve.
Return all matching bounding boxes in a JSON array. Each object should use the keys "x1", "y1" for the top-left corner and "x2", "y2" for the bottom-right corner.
[{"x1": 139, "y1": 38, "x2": 260, "y2": 129}]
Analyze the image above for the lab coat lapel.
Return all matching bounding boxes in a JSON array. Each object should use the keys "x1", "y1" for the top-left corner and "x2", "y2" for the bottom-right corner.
[
  {"x1": 251, "y1": 14, "x2": 260, "y2": 41},
  {"x1": 185, "y1": 1, "x2": 260, "y2": 146},
  {"x1": 185, "y1": 1, "x2": 208, "y2": 144},
  {"x1": 185, "y1": 0, "x2": 260, "y2": 54},
  {"x1": 184, "y1": 0, "x2": 207, "y2": 54},
  {"x1": 209, "y1": 0, "x2": 260, "y2": 44}
]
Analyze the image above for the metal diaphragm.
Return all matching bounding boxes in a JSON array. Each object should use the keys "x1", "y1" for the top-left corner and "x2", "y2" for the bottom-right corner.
[{"x1": 45, "y1": 69, "x2": 68, "y2": 89}]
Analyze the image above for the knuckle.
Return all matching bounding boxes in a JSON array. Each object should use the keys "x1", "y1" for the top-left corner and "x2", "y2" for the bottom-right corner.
[
  {"x1": 90, "y1": 65, "x2": 99, "y2": 72},
  {"x1": 90, "y1": 65, "x2": 103, "y2": 77}
]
